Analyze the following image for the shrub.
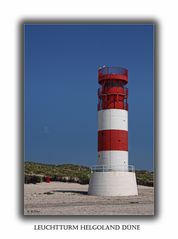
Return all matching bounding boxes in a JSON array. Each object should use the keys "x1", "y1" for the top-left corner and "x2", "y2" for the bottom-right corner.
[{"x1": 25, "y1": 175, "x2": 43, "y2": 184}]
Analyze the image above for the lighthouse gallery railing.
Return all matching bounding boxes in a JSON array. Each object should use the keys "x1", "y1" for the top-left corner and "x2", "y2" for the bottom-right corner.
[{"x1": 91, "y1": 165, "x2": 135, "y2": 173}]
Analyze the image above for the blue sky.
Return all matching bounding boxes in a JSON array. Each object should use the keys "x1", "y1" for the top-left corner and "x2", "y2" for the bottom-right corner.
[{"x1": 24, "y1": 24, "x2": 154, "y2": 170}]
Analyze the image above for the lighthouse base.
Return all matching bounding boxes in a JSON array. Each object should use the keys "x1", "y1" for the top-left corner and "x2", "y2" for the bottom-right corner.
[{"x1": 88, "y1": 172, "x2": 138, "y2": 196}]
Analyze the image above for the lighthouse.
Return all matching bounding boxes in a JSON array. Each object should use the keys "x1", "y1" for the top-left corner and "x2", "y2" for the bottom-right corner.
[{"x1": 88, "y1": 66, "x2": 138, "y2": 196}]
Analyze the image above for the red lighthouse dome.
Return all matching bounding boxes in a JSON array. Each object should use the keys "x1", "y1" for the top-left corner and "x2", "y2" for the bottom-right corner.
[{"x1": 98, "y1": 66, "x2": 128, "y2": 111}]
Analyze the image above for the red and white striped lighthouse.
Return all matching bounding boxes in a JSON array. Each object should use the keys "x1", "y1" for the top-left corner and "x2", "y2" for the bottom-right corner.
[
  {"x1": 88, "y1": 66, "x2": 138, "y2": 196},
  {"x1": 97, "y1": 66, "x2": 128, "y2": 170}
]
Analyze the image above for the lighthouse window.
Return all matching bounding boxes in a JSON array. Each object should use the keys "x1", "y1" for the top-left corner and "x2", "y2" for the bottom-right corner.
[
  {"x1": 104, "y1": 82, "x2": 109, "y2": 87},
  {"x1": 104, "y1": 81, "x2": 124, "y2": 88},
  {"x1": 105, "y1": 81, "x2": 116, "y2": 87},
  {"x1": 114, "y1": 82, "x2": 119, "y2": 86}
]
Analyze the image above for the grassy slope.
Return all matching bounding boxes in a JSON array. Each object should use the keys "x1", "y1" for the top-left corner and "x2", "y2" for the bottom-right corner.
[{"x1": 24, "y1": 161, "x2": 154, "y2": 186}]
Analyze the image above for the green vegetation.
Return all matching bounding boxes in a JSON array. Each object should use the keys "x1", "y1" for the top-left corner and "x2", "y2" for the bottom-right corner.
[
  {"x1": 24, "y1": 161, "x2": 90, "y2": 185},
  {"x1": 24, "y1": 161, "x2": 154, "y2": 186},
  {"x1": 135, "y1": 170, "x2": 154, "y2": 187}
]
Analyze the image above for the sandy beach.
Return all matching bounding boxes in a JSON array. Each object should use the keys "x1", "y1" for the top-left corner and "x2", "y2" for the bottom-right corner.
[{"x1": 24, "y1": 182, "x2": 154, "y2": 215}]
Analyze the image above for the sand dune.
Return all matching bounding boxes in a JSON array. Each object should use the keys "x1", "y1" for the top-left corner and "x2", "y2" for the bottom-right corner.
[{"x1": 24, "y1": 182, "x2": 154, "y2": 215}]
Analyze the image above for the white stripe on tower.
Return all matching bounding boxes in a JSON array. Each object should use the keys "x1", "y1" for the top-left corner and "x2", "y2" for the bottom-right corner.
[
  {"x1": 98, "y1": 109, "x2": 128, "y2": 131},
  {"x1": 98, "y1": 151, "x2": 128, "y2": 167}
]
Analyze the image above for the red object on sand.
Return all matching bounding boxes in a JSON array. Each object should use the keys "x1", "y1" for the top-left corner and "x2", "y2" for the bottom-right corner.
[{"x1": 45, "y1": 176, "x2": 51, "y2": 183}]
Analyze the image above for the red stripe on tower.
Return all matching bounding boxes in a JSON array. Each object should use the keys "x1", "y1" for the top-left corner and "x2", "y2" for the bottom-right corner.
[{"x1": 98, "y1": 130, "x2": 128, "y2": 151}]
